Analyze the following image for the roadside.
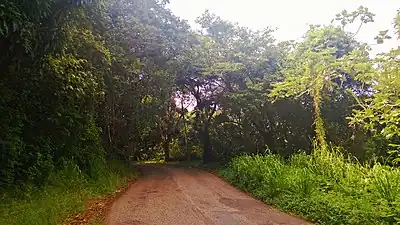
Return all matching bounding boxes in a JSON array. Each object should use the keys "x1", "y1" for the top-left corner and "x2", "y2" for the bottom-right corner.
[
  {"x1": 0, "y1": 161, "x2": 137, "y2": 225},
  {"x1": 64, "y1": 177, "x2": 138, "y2": 225}
]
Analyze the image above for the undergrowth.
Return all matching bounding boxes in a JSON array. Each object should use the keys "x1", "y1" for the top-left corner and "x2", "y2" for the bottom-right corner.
[
  {"x1": 0, "y1": 160, "x2": 137, "y2": 225},
  {"x1": 220, "y1": 148, "x2": 400, "y2": 225}
]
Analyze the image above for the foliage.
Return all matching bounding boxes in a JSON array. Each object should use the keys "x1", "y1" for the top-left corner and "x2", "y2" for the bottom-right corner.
[
  {"x1": 268, "y1": 22, "x2": 368, "y2": 152},
  {"x1": 2, "y1": 1, "x2": 400, "y2": 223},
  {"x1": 0, "y1": 160, "x2": 137, "y2": 225},
  {"x1": 347, "y1": 22, "x2": 400, "y2": 161},
  {"x1": 221, "y1": 152, "x2": 400, "y2": 224},
  {"x1": 0, "y1": 0, "x2": 191, "y2": 187},
  {"x1": 396, "y1": 10, "x2": 400, "y2": 39},
  {"x1": 349, "y1": 49, "x2": 400, "y2": 141}
]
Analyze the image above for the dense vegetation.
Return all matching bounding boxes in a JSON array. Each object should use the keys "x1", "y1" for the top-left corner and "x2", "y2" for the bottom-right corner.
[
  {"x1": 1, "y1": 0, "x2": 400, "y2": 224},
  {"x1": 0, "y1": 161, "x2": 136, "y2": 224},
  {"x1": 221, "y1": 152, "x2": 400, "y2": 224}
]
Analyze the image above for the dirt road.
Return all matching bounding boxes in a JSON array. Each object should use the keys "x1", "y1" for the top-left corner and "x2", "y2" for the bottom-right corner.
[{"x1": 106, "y1": 165, "x2": 312, "y2": 225}]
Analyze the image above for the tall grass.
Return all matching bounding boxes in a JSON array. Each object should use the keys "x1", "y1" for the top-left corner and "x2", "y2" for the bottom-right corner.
[
  {"x1": 0, "y1": 160, "x2": 137, "y2": 225},
  {"x1": 220, "y1": 148, "x2": 400, "y2": 224}
]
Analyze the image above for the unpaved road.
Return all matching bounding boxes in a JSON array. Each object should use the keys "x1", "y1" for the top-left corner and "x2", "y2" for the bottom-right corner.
[{"x1": 106, "y1": 165, "x2": 312, "y2": 225}]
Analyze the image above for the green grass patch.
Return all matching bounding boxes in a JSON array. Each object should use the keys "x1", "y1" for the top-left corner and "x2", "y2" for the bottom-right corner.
[
  {"x1": 0, "y1": 160, "x2": 137, "y2": 225},
  {"x1": 220, "y1": 150, "x2": 400, "y2": 224}
]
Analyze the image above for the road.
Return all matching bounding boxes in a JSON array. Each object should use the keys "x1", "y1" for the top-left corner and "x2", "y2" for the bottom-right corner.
[{"x1": 105, "y1": 164, "x2": 312, "y2": 225}]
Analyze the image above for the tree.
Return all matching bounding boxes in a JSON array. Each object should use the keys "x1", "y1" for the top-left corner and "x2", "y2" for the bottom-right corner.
[
  {"x1": 269, "y1": 19, "x2": 372, "y2": 151},
  {"x1": 0, "y1": 0, "x2": 193, "y2": 186},
  {"x1": 348, "y1": 48, "x2": 400, "y2": 158}
]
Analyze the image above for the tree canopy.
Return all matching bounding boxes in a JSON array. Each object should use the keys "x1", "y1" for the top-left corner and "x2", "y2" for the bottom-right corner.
[{"x1": 1, "y1": 0, "x2": 400, "y2": 188}]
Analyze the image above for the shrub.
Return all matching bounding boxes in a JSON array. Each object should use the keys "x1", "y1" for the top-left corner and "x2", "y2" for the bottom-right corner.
[
  {"x1": 0, "y1": 160, "x2": 136, "y2": 225},
  {"x1": 221, "y1": 149, "x2": 400, "y2": 224}
]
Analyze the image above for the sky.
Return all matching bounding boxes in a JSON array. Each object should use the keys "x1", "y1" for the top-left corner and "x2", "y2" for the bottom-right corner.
[{"x1": 168, "y1": 0, "x2": 400, "y2": 55}]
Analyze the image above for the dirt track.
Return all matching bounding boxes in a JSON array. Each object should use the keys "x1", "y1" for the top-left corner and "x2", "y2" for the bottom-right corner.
[{"x1": 106, "y1": 165, "x2": 312, "y2": 225}]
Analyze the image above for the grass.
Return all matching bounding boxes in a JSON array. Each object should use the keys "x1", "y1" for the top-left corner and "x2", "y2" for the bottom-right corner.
[
  {"x1": 0, "y1": 160, "x2": 137, "y2": 225},
  {"x1": 220, "y1": 148, "x2": 400, "y2": 225}
]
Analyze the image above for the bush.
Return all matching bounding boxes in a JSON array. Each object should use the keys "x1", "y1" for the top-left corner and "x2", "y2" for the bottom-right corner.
[
  {"x1": 0, "y1": 160, "x2": 136, "y2": 225},
  {"x1": 220, "y1": 149, "x2": 400, "y2": 224}
]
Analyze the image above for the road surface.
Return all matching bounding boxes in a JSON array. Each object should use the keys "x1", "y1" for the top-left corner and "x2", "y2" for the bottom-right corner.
[{"x1": 106, "y1": 164, "x2": 312, "y2": 225}]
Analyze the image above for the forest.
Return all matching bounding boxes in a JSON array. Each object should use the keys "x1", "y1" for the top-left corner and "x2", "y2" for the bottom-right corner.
[{"x1": 1, "y1": 0, "x2": 400, "y2": 224}]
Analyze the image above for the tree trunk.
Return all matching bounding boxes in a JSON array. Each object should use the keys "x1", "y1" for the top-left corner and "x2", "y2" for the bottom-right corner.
[
  {"x1": 251, "y1": 120, "x2": 275, "y2": 152},
  {"x1": 313, "y1": 76, "x2": 328, "y2": 152},
  {"x1": 164, "y1": 135, "x2": 171, "y2": 162},
  {"x1": 184, "y1": 121, "x2": 191, "y2": 161},
  {"x1": 202, "y1": 121, "x2": 212, "y2": 163}
]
